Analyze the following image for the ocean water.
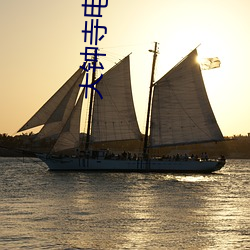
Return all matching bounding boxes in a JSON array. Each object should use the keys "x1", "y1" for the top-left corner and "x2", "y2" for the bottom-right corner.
[{"x1": 0, "y1": 158, "x2": 249, "y2": 250}]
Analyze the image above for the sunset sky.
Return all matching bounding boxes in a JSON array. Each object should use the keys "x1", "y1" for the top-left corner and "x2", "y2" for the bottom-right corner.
[{"x1": 1, "y1": 0, "x2": 250, "y2": 136}]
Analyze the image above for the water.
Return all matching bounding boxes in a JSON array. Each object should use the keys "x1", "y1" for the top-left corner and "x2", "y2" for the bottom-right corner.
[{"x1": 0, "y1": 158, "x2": 249, "y2": 249}]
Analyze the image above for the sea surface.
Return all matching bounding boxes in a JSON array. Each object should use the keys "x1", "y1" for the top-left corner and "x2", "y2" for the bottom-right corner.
[{"x1": 0, "y1": 158, "x2": 249, "y2": 250}]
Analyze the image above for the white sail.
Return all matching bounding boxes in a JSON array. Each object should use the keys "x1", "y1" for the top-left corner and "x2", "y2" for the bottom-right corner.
[
  {"x1": 52, "y1": 88, "x2": 85, "y2": 152},
  {"x1": 91, "y1": 56, "x2": 141, "y2": 142},
  {"x1": 35, "y1": 72, "x2": 84, "y2": 140},
  {"x1": 18, "y1": 68, "x2": 83, "y2": 132},
  {"x1": 150, "y1": 49, "x2": 224, "y2": 147}
]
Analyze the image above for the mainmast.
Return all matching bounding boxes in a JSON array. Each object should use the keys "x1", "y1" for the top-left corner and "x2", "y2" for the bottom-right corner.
[{"x1": 143, "y1": 42, "x2": 158, "y2": 159}]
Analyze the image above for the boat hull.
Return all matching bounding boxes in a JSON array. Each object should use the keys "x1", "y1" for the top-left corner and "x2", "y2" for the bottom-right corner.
[{"x1": 40, "y1": 157, "x2": 225, "y2": 173}]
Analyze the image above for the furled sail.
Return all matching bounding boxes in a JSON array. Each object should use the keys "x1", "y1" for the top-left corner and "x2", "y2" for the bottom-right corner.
[
  {"x1": 52, "y1": 88, "x2": 85, "y2": 152},
  {"x1": 35, "y1": 72, "x2": 84, "y2": 140},
  {"x1": 91, "y1": 56, "x2": 141, "y2": 142},
  {"x1": 150, "y1": 49, "x2": 224, "y2": 147},
  {"x1": 18, "y1": 68, "x2": 83, "y2": 132}
]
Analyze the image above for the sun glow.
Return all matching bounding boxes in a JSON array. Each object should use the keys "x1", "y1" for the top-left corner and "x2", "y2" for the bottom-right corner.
[{"x1": 196, "y1": 55, "x2": 201, "y2": 64}]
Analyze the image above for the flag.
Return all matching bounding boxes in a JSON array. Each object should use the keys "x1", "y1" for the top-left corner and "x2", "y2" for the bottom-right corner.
[{"x1": 200, "y1": 57, "x2": 221, "y2": 70}]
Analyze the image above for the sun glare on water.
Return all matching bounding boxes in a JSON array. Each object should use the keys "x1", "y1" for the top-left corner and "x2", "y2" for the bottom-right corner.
[{"x1": 175, "y1": 175, "x2": 213, "y2": 182}]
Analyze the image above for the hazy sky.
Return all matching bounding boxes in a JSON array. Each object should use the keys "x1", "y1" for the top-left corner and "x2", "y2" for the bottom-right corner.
[{"x1": 1, "y1": 0, "x2": 250, "y2": 136}]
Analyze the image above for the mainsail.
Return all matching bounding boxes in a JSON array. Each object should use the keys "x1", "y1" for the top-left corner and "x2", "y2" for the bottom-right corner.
[
  {"x1": 150, "y1": 49, "x2": 224, "y2": 147},
  {"x1": 18, "y1": 68, "x2": 83, "y2": 132},
  {"x1": 52, "y1": 88, "x2": 85, "y2": 152},
  {"x1": 91, "y1": 55, "x2": 141, "y2": 142}
]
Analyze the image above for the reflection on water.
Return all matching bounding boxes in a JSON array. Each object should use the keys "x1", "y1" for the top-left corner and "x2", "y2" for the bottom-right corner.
[
  {"x1": 0, "y1": 158, "x2": 249, "y2": 249},
  {"x1": 175, "y1": 175, "x2": 214, "y2": 182}
]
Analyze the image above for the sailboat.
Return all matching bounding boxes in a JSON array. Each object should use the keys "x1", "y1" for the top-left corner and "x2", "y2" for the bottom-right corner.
[{"x1": 18, "y1": 43, "x2": 226, "y2": 172}]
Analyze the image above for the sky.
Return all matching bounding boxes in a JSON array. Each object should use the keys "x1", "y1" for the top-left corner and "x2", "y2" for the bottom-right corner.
[{"x1": 0, "y1": 0, "x2": 250, "y2": 136}]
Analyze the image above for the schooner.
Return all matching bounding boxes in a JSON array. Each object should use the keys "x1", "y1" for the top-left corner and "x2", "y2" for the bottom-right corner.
[{"x1": 18, "y1": 43, "x2": 225, "y2": 172}]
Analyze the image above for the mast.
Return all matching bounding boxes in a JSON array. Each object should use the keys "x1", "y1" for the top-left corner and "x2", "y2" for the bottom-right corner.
[
  {"x1": 143, "y1": 42, "x2": 158, "y2": 159},
  {"x1": 85, "y1": 60, "x2": 96, "y2": 156}
]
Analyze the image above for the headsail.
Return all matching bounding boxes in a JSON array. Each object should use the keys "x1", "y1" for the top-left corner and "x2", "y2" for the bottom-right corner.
[
  {"x1": 35, "y1": 72, "x2": 85, "y2": 140},
  {"x1": 91, "y1": 55, "x2": 141, "y2": 142},
  {"x1": 52, "y1": 88, "x2": 85, "y2": 153},
  {"x1": 18, "y1": 68, "x2": 83, "y2": 132},
  {"x1": 150, "y1": 49, "x2": 224, "y2": 147}
]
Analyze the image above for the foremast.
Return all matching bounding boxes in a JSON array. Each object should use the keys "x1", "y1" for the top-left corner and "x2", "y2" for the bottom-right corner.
[
  {"x1": 85, "y1": 60, "x2": 97, "y2": 157},
  {"x1": 143, "y1": 42, "x2": 159, "y2": 160}
]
